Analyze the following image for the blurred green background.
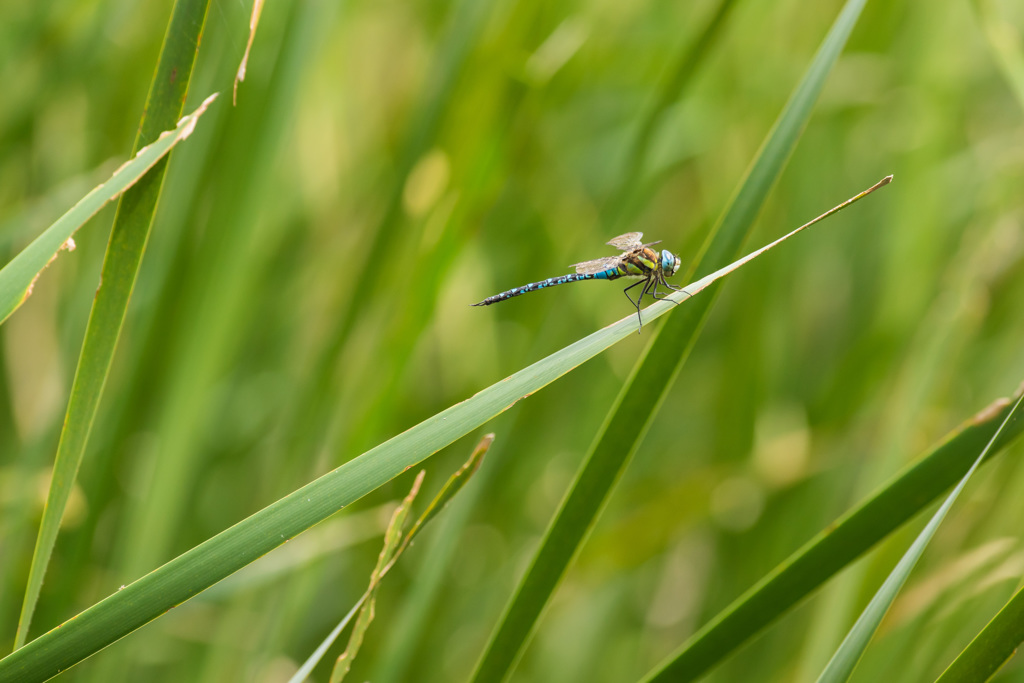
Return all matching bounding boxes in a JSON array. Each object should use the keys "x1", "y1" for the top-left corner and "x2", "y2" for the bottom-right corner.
[{"x1": 2, "y1": 0, "x2": 1024, "y2": 681}]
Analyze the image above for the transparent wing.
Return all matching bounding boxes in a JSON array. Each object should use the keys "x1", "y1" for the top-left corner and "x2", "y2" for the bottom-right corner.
[
  {"x1": 605, "y1": 232, "x2": 644, "y2": 251},
  {"x1": 572, "y1": 256, "x2": 623, "y2": 275}
]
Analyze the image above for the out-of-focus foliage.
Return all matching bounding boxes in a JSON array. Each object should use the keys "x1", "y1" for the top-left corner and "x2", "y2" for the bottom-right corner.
[{"x1": 0, "y1": 0, "x2": 1022, "y2": 682}]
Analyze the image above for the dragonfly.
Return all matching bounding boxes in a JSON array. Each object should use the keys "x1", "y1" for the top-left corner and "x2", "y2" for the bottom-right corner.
[{"x1": 472, "y1": 232, "x2": 687, "y2": 330}]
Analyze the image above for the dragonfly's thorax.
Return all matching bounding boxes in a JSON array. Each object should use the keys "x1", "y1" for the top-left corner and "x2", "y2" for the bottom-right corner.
[{"x1": 620, "y1": 247, "x2": 661, "y2": 276}]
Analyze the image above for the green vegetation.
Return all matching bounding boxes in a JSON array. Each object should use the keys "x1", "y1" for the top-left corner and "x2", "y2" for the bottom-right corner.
[{"x1": 1, "y1": 0, "x2": 1022, "y2": 682}]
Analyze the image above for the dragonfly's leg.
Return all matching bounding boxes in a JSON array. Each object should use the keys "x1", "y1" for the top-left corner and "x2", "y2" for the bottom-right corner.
[
  {"x1": 641, "y1": 278, "x2": 658, "y2": 306},
  {"x1": 622, "y1": 279, "x2": 645, "y2": 310},
  {"x1": 636, "y1": 277, "x2": 657, "y2": 332},
  {"x1": 653, "y1": 294, "x2": 680, "y2": 306},
  {"x1": 651, "y1": 276, "x2": 681, "y2": 306},
  {"x1": 621, "y1": 279, "x2": 647, "y2": 331},
  {"x1": 670, "y1": 275, "x2": 692, "y2": 303}
]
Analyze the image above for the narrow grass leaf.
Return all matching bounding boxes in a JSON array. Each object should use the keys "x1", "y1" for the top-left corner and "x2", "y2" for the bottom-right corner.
[
  {"x1": 0, "y1": 93, "x2": 217, "y2": 327},
  {"x1": 0, "y1": 204, "x2": 843, "y2": 683},
  {"x1": 470, "y1": 1, "x2": 872, "y2": 681},
  {"x1": 291, "y1": 434, "x2": 494, "y2": 683},
  {"x1": 816, "y1": 392, "x2": 1024, "y2": 683},
  {"x1": 640, "y1": 384, "x2": 1024, "y2": 683},
  {"x1": 936, "y1": 582, "x2": 1024, "y2": 682},
  {"x1": 12, "y1": 0, "x2": 213, "y2": 649}
]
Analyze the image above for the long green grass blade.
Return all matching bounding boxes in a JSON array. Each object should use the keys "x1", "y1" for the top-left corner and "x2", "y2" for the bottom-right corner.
[
  {"x1": 936, "y1": 583, "x2": 1024, "y2": 682},
  {"x1": 816, "y1": 393, "x2": 1024, "y2": 683},
  {"x1": 0, "y1": 210, "x2": 842, "y2": 682},
  {"x1": 11, "y1": 0, "x2": 213, "y2": 649},
  {"x1": 640, "y1": 385, "x2": 1024, "y2": 683},
  {"x1": 470, "y1": 1, "x2": 872, "y2": 681},
  {"x1": 0, "y1": 92, "x2": 216, "y2": 328}
]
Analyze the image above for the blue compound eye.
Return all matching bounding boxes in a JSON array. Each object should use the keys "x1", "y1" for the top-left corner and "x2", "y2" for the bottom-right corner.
[
  {"x1": 661, "y1": 249, "x2": 681, "y2": 275},
  {"x1": 661, "y1": 250, "x2": 674, "y2": 271}
]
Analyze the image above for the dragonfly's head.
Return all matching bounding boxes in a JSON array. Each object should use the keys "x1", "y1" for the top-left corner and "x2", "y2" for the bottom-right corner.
[{"x1": 661, "y1": 249, "x2": 681, "y2": 277}]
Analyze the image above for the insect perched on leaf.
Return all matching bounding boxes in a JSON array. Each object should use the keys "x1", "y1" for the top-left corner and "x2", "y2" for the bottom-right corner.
[{"x1": 472, "y1": 232, "x2": 686, "y2": 330}]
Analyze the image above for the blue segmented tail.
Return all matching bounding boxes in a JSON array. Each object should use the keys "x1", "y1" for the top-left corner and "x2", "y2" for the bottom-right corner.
[{"x1": 472, "y1": 271, "x2": 612, "y2": 306}]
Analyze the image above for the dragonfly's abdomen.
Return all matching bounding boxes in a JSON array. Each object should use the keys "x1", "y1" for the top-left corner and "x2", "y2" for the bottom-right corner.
[{"x1": 472, "y1": 269, "x2": 619, "y2": 306}]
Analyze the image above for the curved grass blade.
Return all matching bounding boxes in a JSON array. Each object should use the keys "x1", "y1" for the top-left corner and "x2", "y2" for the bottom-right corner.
[
  {"x1": 936, "y1": 582, "x2": 1024, "y2": 682},
  {"x1": 12, "y1": 0, "x2": 214, "y2": 648},
  {"x1": 640, "y1": 384, "x2": 1024, "y2": 683},
  {"x1": 0, "y1": 206, "x2": 844, "y2": 683},
  {"x1": 816, "y1": 393, "x2": 1024, "y2": 682},
  {"x1": 470, "y1": 1, "x2": 873, "y2": 680},
  {"x1": 0, "y1": 92, "x2": 217, "y2": 328}
]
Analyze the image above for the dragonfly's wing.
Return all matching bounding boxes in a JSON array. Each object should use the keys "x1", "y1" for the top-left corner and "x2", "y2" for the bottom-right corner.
[
  {"x1": 572, "y1": 256, "x2": 622, "y2": 275},
  {"x1": 606, "y1": 232, "x2": 644, "y2": 251}
]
